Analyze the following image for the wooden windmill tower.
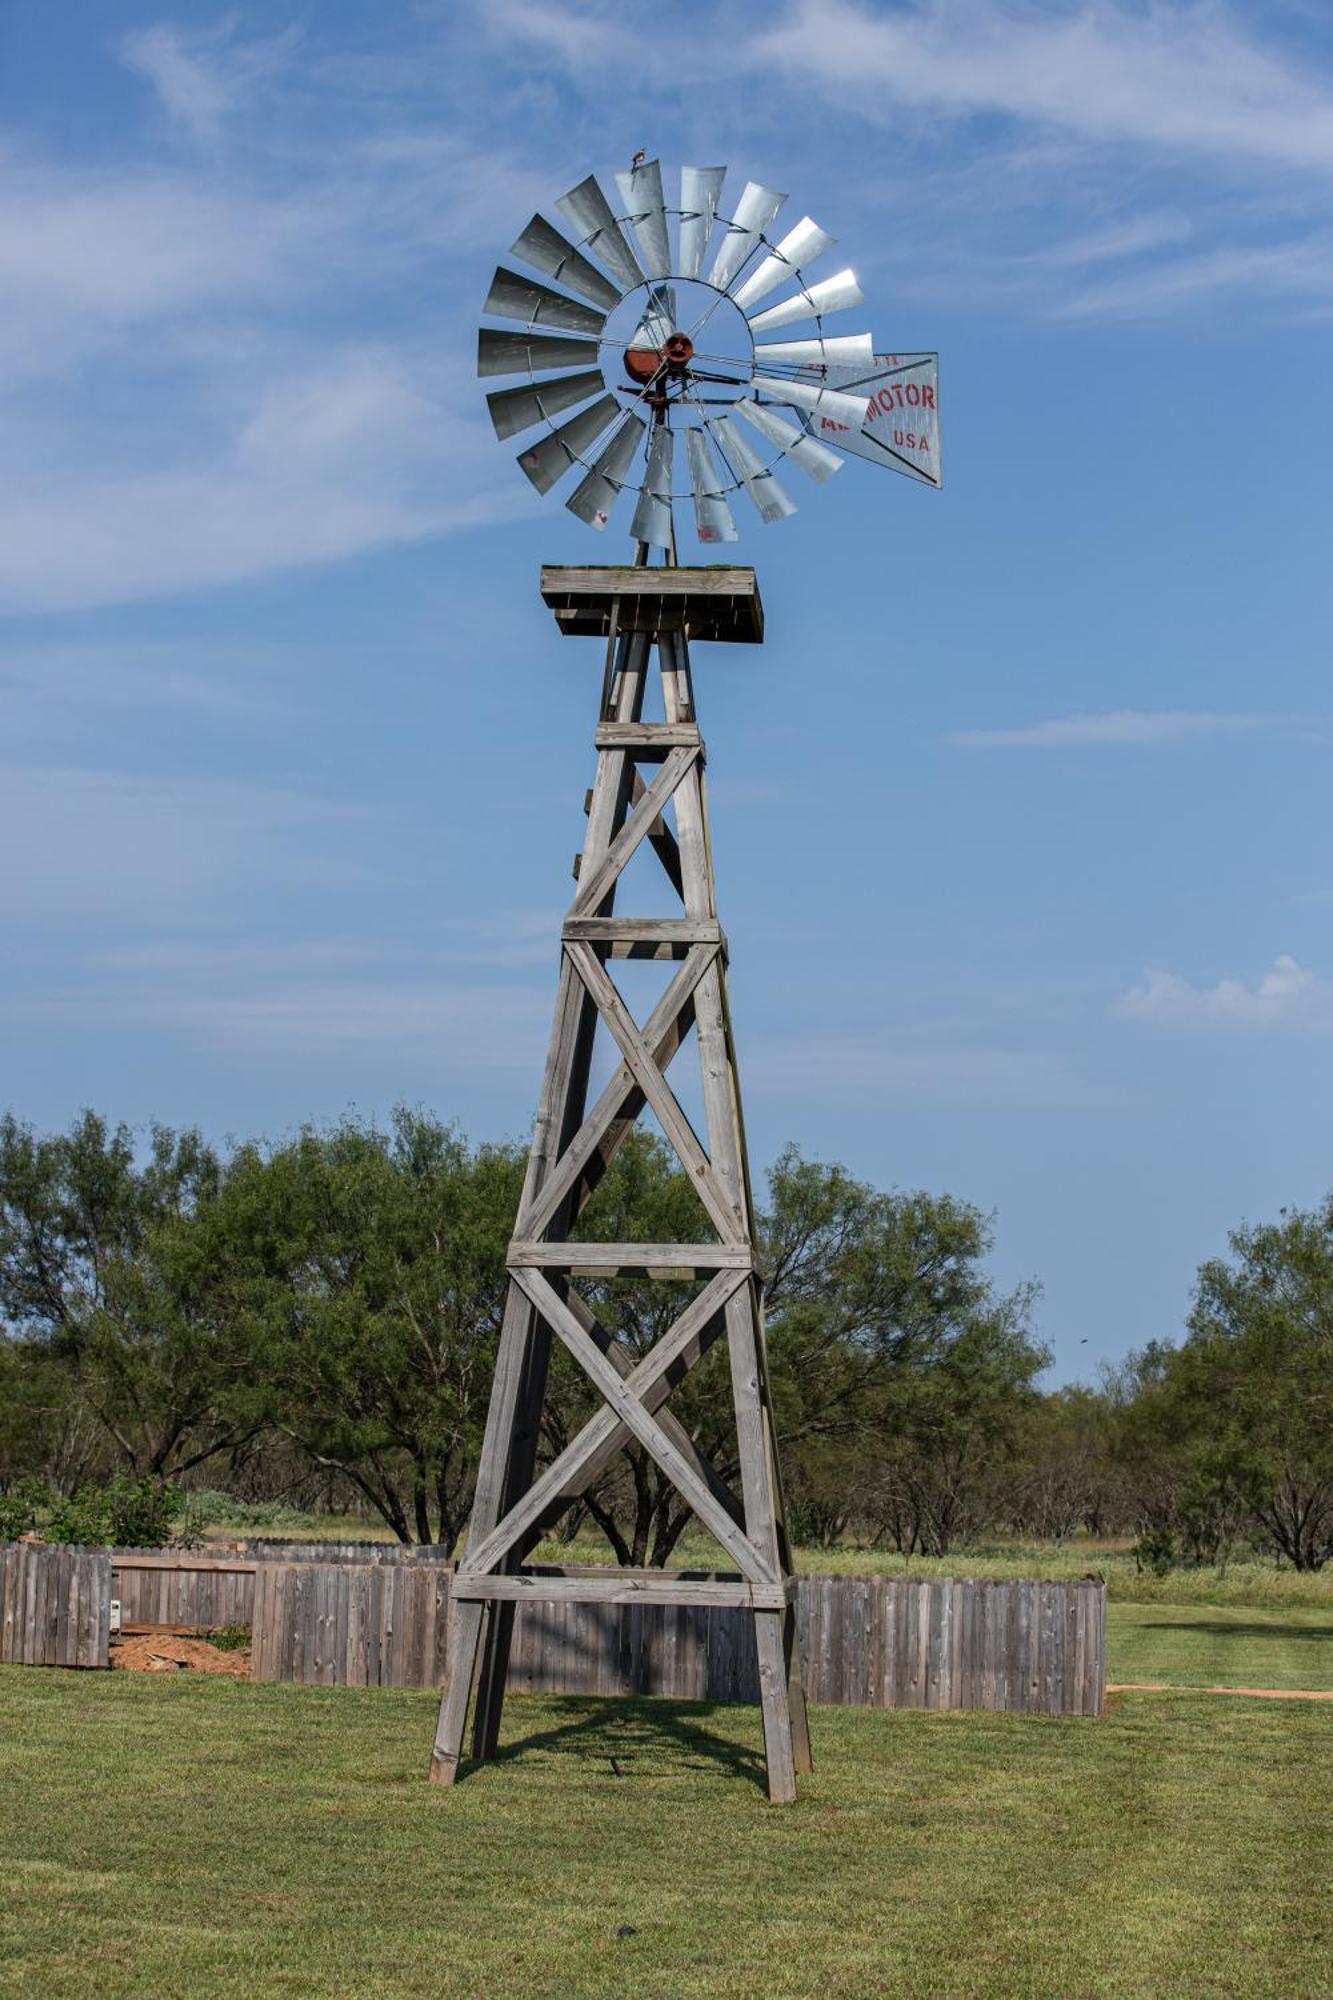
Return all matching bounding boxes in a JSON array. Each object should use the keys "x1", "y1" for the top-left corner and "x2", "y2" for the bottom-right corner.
[{"x1": 431, "y1": 160, "x2": 940, "y2": 1803}]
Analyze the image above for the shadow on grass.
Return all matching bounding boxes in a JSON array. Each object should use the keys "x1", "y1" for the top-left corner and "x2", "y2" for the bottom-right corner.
[
  {"x1": 471, "y1": 1696, "x2": 769, "y2": 1795},
  {"x1": 1142, "y1": 1621, "x2": 1333, "y2": 1641}
]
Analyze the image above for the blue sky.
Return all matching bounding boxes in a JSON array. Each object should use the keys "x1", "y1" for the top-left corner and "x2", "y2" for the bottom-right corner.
[{"x1": 3, "y1": 0, "x2": 1332, "y2": 1382}]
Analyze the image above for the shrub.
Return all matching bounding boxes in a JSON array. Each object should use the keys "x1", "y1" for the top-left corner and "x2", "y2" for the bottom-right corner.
[
  {"x1": 0, "y1": 1480, "x2": 48, "y2": 1541},
  {"x1": 45, "y1": 1476, "x2": 180, "y2": 1549}
]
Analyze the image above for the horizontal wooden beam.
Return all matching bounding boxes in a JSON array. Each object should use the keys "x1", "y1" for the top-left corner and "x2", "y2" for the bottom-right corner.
[
  {"x1": 561, "y1": 918, "x2": 722, "y2": 947},
  {"x1": 594, "y1": 723, "x2": 702, "y2": 756},
  {"x1": 452, "y1": 1568, "x2": 791, "y2": 1610},
  {"x1": 110, "y1": 1556, "x2": 259, "y2": 1573},
  {"x1": 508, "y1": 1241, "x2": 754, "y2": 1271}
]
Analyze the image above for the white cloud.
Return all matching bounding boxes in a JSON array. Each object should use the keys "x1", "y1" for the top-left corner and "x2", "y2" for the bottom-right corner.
[
  {"x1": 946, "y1": 710, "x2": 1298, "y2": 750},
  {"x1": 0, "y1": 352, "x2": 518, "y2": 613},
  {"x1": 122, "y1": 22, "x2": 300, "y2": 142},
  {"x1": 754, "y1": 0, "x2": 1333, "y2": 171},
  {"x1": 1119, "y1": 955, "x2": 1333, "y2": 1029}
]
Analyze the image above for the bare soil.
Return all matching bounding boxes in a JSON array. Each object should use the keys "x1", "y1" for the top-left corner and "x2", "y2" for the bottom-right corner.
[{"x1": 111, "y1": 1634, "x2": 250, "y2": 1678}]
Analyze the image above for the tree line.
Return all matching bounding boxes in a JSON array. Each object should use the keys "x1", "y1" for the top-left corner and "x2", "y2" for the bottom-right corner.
[{"x1": 1, "y1": 1110, "x2": 1329, "y2": 1571}]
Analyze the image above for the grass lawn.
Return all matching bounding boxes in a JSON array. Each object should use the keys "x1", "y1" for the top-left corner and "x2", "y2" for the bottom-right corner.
[
  {"x1": 2, "y1": 1668, "x2": 1330, "y2": 1999},
  {"x1": 1108, "y1": 1601, "x2": 1333, "y2": 1692}
]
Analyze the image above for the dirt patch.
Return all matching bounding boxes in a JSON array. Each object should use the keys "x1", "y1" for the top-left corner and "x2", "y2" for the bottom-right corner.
[
  {"x1": 1109, "y1": 1680, "x2": 1333, "y2": 1702},
  {"x1": 111, "y1": 1635, "x2": 250, "y2": 1678}
]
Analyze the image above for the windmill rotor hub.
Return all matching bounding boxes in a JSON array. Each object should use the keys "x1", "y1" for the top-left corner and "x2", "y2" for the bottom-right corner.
[{"x1": 663, "y1": 331, "x2": 693, "y2": 368}]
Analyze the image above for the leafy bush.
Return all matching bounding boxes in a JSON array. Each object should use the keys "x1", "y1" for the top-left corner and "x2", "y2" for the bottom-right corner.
[
  {"x1": 45, "y1": 1476, "x2": 180, "y2": 1548},
  {"x1": 0, "y1": 1479, "x2": 48, "y2": 1541}
]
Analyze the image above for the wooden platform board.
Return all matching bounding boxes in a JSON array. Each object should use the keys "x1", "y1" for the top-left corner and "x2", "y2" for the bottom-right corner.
[{"x1": 540, "y1": 565, "x2": 764, "y2": 643}]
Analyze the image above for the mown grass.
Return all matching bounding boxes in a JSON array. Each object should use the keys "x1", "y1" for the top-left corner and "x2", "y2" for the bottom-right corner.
[
  {"x1": 1108, "y1": 1601, "x2": 1333, "y2": 1691},
  {"x1": 1, "y1": 1667, "x2": 1329, "y2": 1999}
]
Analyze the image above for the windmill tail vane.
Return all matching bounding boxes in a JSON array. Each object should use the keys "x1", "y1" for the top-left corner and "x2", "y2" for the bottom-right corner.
[{"x1": 479, "y1": 157, "x2": 941, "y2": 556}]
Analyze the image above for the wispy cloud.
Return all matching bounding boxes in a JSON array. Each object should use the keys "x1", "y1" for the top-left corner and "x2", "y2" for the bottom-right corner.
[
  {"x1": 1119, "y1": 954, "x2": 1333, "y2": 1030},
  {"x1": 946, "y1": 711, "x2": 1308, "y2": 751},
  {"x1": 123, "y1": 21, "x2": 301, "y2": 142},
  {"x1": 754, "y1": 0, "x2": 1333, "y2": 171}
]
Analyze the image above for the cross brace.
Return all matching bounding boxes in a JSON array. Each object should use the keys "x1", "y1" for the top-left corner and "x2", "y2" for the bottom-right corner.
[{"x1": 430, "y1": 575, "x2": 809, "y2": 1803}]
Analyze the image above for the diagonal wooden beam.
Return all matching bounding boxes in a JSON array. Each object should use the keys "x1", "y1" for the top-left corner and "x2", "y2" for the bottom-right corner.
[
  {"x1": 517, "y1": 944, "x2": 716, "y2": 1242},
  {"x1": 556, "y1": 1284, "x2": 747, "y2": 1540},
  {"x1": 571, "y1": 745, "x2": 698, "y2": 917},
  {"x1": 565, "y1": 939, "x2": 745, "y2": 1244},
  {"x1": 510, "y1": 1265, "x2": 775, "y2": 1585},
  {"x1": 461, "y1": 1268, "x2": 743, "y2": 1578},
  {"x1": 630, "y1": 767, "x2": 685, "y2": 897}
]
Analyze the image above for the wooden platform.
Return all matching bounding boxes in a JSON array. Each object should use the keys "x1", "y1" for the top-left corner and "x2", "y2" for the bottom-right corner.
[{"x1": 540, "y1": 565, "x2": 764, "y2": 643}]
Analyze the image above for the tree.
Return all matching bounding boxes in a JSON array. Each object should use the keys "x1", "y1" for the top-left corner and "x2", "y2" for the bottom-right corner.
[
  {"x1": 0, "y1": 1112, "x2": 250, "y2": 1482},
  {"x1": 1173, "y1": 1201, "x2": 1333, "y2": 1571},
  {"x1": 193, "y1": 1112, "x2": 522, "y2": 1548}
]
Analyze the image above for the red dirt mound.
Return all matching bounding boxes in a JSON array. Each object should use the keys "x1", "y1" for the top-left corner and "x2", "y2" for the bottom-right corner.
[{"x1": 111, "y1": 1635, "x2": 250, "y2": 1678}]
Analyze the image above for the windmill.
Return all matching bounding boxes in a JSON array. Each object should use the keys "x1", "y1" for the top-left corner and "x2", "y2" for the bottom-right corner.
[{"x1": 432, "y1": 160, "x2": 940, "y2": 1804}]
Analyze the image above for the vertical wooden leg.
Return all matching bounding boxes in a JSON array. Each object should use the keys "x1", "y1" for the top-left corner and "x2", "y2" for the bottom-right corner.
[
  {"x1": 430, "y1": 1597, "x2": 486, "y2": 1784},
  {"x1": 471, "y1": 1599, "x2": 517, "y2": 1760},
  {"x1": 784, "y1": 1602, "x2": 814, "y2": 1775},
  {"x1": 754, "y1": 1609, "x2": 798, "y2": 1804}
]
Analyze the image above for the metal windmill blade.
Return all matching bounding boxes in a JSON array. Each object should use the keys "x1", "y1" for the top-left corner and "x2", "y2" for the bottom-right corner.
[
  {"x1": 509, "y1": 215, "x2": 622, "y2": 311},
  {"x1": 614, "y1": 158, "x2": 671, "y2": 279},
  {"x1": 707, "y1": 181, "x2": 786, "y2": 292},
  {"x1": 486, "y1": 368, "x2": 606, "y2": 442},
  {"x1": 556, "y1": 174, "x2": 645, "y2": 293},
  {"x1": 567, "y1": 413, "x2": 648, "y2": 529},
  {"x1": 749, "y1": 376, "x2": 869, "y2": 430},
  {"x1": 630, "y1": 424, "x2": 675, "y2": 547},
  {"x1": 477, "y1": 328, "x2": 601, "y2": 378},
  {"x1": 734, "y1": 399, "x2": 842, "y2": 483},
  {"x1": 483, "y1": 268, "x2": 606, "y2": 337},
  {"x1": 746, "y1": 269, "x2": 865, "y2": 335},
  {"x1": 516, "y1": 393, "x2": 620, "y2": 494},
  {"x1": 752, "y1": 334, "x2": 874, "y2": 370},
  {"x1": 685, "y1": 429, "x2": 739, "y2": 544},
  {"x1": 731, "y1": 218, "x2": 835, "y2": 313},
  {"x1": 710, "y1": 415, "x2": 796, "y2": 525},
  {"x1": 679, "y1": 165, "x2": 725, "y2": 279}
]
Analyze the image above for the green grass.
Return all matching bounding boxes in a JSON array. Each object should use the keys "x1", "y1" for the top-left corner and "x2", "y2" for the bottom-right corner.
[
  {"x1": 1, "y1": 1667, "x2": 1329, "y2": 1998},
  {"x1": 1108, "y1": 1601, "x2": 1333, "y2": 1692}
]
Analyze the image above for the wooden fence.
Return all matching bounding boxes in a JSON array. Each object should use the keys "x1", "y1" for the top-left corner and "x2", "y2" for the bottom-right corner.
[
  {"x1": 256, "y1": 1565, "x2": 1105, "y2": 1715},
  {"x1": 1, "y1": 1546, "x2": 1105, "y2": 1714},
  {"x1": 250, "y1": 1561, "x2": 451, "y2": 1687},
  {"x1": 110, "y1": 1542, "x2": 451, "y2": 1630},
  {"x1": 0, "y1": 1545, "x2": 110, "y2": 1668}
]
